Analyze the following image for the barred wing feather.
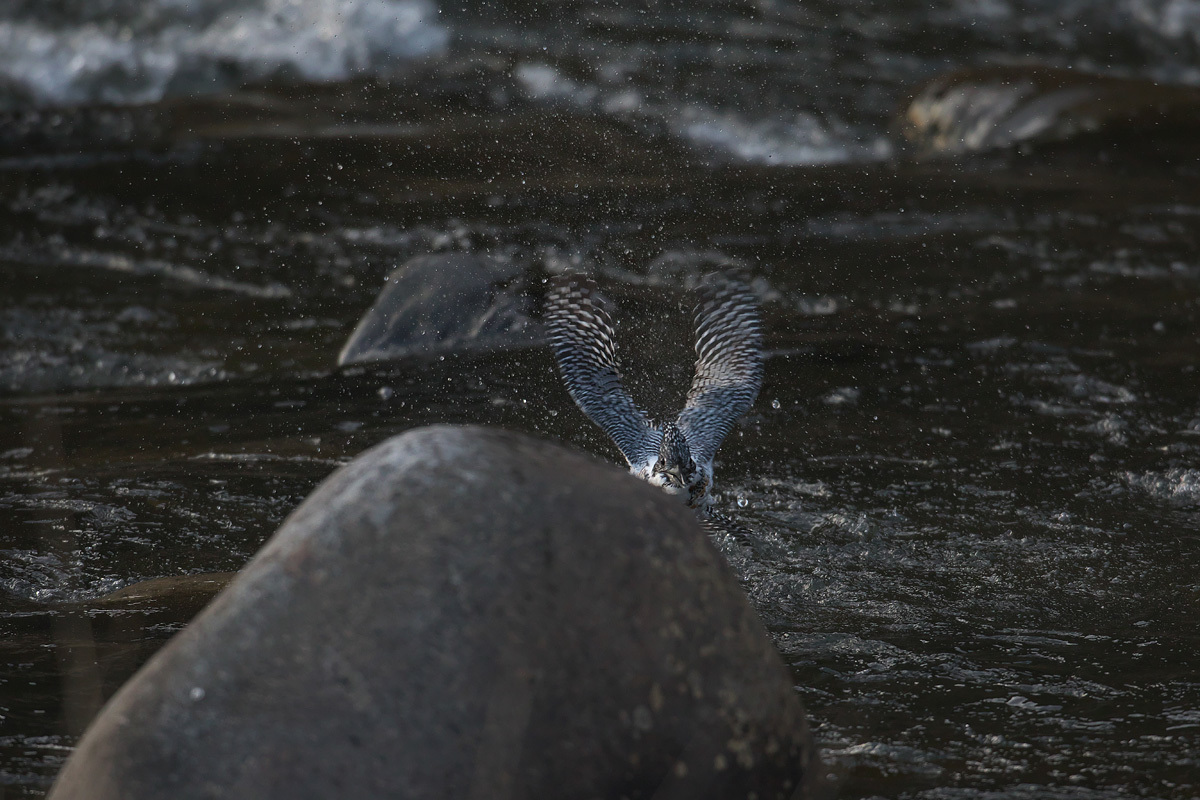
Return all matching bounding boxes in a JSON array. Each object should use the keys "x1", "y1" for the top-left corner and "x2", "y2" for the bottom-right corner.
[
  {"x1": 544, "y1": 275, "x2": 660, "y2": 469},
  {"x1": 698, "y1": 507, "x2": 755, "y2": 541},
  {"x1": 676, "y1": 272, "x2": 763, "y2": 467}
]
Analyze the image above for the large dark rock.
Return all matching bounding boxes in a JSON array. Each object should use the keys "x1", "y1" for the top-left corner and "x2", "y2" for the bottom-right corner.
[
  {"x1": 337, "y1": 253, "x2": 539, "y2": 366},
  {"x1": 49, "y1": 425, "x2": 818, "y2": 800}
]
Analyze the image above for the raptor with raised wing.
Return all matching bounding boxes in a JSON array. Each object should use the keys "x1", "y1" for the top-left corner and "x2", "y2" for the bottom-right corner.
[{"x1": 544, "y1": 271, "x2": 763, "y2": 514}]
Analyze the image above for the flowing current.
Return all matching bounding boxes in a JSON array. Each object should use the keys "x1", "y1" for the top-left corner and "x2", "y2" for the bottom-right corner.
[{"x1": 1, "y1": 0, "x2": 1200, "y2": 796}]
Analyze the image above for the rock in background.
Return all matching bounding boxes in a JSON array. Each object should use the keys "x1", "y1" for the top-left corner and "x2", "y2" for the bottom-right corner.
[
  {"x1": 900, "y1": 65, "x2": 1200, "y2": 155},
  {"x1": 48, "y1": 425, "x2": 818, "y2": 800},
  {"x1": 337, "y1": 253, "x2": 540, "y2": 366}
]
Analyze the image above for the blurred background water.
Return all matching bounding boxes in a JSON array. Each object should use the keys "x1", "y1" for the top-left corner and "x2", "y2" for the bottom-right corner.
[
  {"x1": 4, "y1": 0, "x2": 1200, "y2": 162},
  {"x1": 1, "y1": 0, "x2": 1200, "y2": 797}
]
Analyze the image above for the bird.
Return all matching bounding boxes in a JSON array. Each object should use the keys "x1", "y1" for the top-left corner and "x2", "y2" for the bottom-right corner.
[{"x1": 543, "y1": 270, "x2": 763, "y2": 530}]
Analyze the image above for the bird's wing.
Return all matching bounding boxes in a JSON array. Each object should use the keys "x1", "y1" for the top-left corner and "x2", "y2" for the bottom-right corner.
[
  {"x1": 697, "y1": 507, "x2": 755, "y2": 541},
  {"x1": 676, "y1": 271, "x2": 763, "y2": 468},
  {"x1": 544, "y1": 274, "x2": 660, "y2": 469}
]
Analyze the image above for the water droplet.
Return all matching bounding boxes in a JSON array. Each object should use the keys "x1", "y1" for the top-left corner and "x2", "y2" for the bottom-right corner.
[
  {"x1": 771, "y1": 399, "x2": 781, "y2": 410},
  {"x1": 189, "y1": 686, "x2": 205, "y2": 702},
  {"x1": 378, "y1": 386, "x2": 394, "y2": 401},
  {"x1": 737, "y1": 496, "x2": 748, "y2": 508}
]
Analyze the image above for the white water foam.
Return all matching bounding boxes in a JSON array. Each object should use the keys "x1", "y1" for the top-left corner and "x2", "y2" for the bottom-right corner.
[
  {"x1": 1130, "y1": 0, "x2": 1200, "y2": 45},
  {"x1": 0, "y1": 0, "x2": 448, "y2": 108},
  {"x1": 514, "y1": 61, "x2": 892, "y2": 166},
  {"x1": 1123, "y1": 468, "x2": 1200, "y2": 504}
]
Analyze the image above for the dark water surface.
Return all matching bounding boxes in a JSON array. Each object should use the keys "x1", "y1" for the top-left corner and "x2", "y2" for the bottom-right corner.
[{"x1": 3, "y1": 1, "x2": 1200, "y2": 797}]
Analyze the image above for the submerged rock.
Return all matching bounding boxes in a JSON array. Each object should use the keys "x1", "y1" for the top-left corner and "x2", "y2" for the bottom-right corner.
[
  {"x1": 48, "y1": 425, "x2": 818, "y2": 800},
  {"x1": 901, "y1": 65, "x2": 1200, "y2": 155},
  {"x1": 87, "y1": 573, "x2": 235, "y2": 616},
  {"x1": 337, "y1": 253, "x2": 539, "y2": 366}
]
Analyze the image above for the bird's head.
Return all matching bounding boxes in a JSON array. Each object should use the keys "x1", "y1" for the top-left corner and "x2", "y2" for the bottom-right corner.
[{"x1": 650, "y1": 422, "x2": 707, "y2": 506}]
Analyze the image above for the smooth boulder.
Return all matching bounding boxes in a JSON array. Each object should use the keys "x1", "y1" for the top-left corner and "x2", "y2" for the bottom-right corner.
[
  {"x1": 337, "y1": 253, "x2": 539, "y2": 366},
  {"x1": 49, "y1": 425, "x2": 819, "y2": 800},
  {"x1": 901, "y1": 65, "x2": 1200, "y2": 155}
]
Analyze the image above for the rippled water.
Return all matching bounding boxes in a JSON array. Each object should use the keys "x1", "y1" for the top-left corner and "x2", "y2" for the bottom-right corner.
[{"x1": 2, "y1": 0, "x2": 1200, "y2": 797}]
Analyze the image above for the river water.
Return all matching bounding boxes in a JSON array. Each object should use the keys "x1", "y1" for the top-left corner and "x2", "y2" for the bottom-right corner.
[{"x1": 2, "y1": 0, "x2": 1200, "y2": 796}]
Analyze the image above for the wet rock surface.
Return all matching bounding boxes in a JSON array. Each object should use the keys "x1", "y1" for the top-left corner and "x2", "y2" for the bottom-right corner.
[
  {"x1": 901, "y1": 65, "x2": 1200, "y2": 155},
  {"x1": 87, "y1": 573, "x2": 235, "y2": 614},
  {"x1": 338, "y1": 252, "x2": 538, "y2": 365},
  {"x1": 47, "y1": 425, "x2": 817, "y2": 800}
]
